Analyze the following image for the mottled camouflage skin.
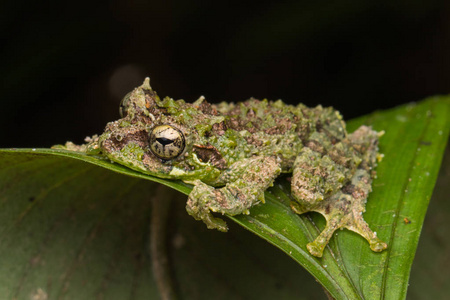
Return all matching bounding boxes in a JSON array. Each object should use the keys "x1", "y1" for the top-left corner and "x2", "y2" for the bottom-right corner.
[{"x1": 59, "y1": 78, "x2": 387, "y2": 257}]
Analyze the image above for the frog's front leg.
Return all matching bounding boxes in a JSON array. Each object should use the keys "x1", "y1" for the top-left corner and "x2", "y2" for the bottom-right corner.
[{"x1": 185, "y1": 156, "x2": 282, "y2": 232}]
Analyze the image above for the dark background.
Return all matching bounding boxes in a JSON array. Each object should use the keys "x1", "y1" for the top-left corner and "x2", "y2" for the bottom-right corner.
[{"x1": 1, "y1": 0, "x2": 449, "y2": 148}]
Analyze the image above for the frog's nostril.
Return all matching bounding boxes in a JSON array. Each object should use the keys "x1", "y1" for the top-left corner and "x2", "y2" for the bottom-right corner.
[{"x1": 115, "y1": 134, "x2": 124, "y2": 141}]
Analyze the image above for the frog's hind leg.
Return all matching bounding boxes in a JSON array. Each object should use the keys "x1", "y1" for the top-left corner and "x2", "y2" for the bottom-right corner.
[
  {"x1": 296, "y1": 169, "x2": 387, "y2": 257},
  {"x1": 186, "y1": 156, "x2": 282, "y2": 232},
  {"x1": 345, "y1": 127, "x2": 388, "y2": 252},
  {"x1": 291, "y1": 124, "x2": 387, "y2": 257},
  {"x1": 289, "y1": 146, "x2": 351, "y2": 257}
]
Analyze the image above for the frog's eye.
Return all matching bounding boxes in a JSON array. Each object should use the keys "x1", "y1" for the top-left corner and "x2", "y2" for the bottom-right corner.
[
  {"x1": 149, "y1": 125, "x2": 185, "y2": 160},
  {"x1": 119, "y1": 92, "x2": 132, "y2": 118}
]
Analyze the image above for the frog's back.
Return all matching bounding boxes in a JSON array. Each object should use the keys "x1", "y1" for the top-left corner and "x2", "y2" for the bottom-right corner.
[
  {"x1": 215, "y1": 98, "x2": 306, "y2": 135},
  {"x1": 210, "y1": 98, "x2": 347, "y2": 171}
]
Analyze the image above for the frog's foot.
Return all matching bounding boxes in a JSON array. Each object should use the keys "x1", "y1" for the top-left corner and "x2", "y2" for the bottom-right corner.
[
  {"x1": 186, "y1": 181, "x2": 229, "y2": 232},
  {"x1": 185, "y1": 179, "x2": 266, "y2": 232},
  {"x1": 52, "y1": 135, "x2": 101, "y2": 155},
  {"x1": 305, "y1": 193, "x2": 387, "y2": 257},
  {"x1": 292, "y1": 163, "x2": 387, "y2": 257},
  {"x1": 306, "y1": 209, "x2": 387, "y2": 257}
]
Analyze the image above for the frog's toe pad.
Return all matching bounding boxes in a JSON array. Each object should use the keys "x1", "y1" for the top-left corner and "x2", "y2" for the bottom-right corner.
[
  {"x1": 370, "y1": 240, "x2": 388, "y2": 252},
  {"x1": 202, "y1": 212, "x2": 229, "y2": 232},
  {"x1": 307, "y1": 242, "x2": 325, "y2": 258}
]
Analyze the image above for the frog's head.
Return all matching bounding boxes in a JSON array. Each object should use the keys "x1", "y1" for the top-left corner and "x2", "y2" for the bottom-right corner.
[{"x1": 95, "y1": 78, "x2": 223, "y2": 182}]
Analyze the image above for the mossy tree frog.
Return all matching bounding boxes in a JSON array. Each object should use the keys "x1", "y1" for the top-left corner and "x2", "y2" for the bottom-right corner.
[{"x1": 57, "y1": 78, "x2": 387, "y2": 257}]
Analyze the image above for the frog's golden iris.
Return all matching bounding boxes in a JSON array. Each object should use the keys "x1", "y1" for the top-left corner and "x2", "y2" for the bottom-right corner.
[{"x1": 149, "y1": 125, "x2": 185, "y2": 160}]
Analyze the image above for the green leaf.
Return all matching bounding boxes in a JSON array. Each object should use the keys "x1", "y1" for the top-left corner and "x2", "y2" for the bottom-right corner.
[
  {"x1": 0, "y1": 150, "x2": 324, "y2": 299},
  {"x1": 1, "y1": 97, "x2": 449, "y2": 299}
]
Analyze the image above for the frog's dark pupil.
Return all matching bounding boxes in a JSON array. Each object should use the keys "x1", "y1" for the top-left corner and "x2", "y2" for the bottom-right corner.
[{"x1": 157, "y1": 137, "x2": 174, "y2": 146}]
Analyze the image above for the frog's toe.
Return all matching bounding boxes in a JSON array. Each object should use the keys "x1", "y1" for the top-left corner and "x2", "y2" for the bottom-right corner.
[
  {"x1": 307, "y1": 221, "x2": 340, "y2": 257},
  {"x1": 203, "y1": 213, "x2": 229, "y2": 232},
  {"x1": 370, "y1": 240, "x2": 388, "y2": 252},
  {"x1": 347, "y1": 213, "x2": 388, "y2": 253},
  {"x1": 307, "y1": 242, "x2": 325, "y2": 258},
  {"x1": 186, "y1": 205, "x2": 229, "y2": 232}
]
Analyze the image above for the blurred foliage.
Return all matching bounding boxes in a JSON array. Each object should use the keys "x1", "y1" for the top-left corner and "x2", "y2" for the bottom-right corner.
[{"x1": 409, "y1": 145, "x2": 450, "y2": 299}]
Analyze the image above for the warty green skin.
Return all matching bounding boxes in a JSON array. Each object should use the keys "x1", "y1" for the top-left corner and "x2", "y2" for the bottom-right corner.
[{"x1": 61, "y1": 78, "x2": 387, "y2": 257}]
